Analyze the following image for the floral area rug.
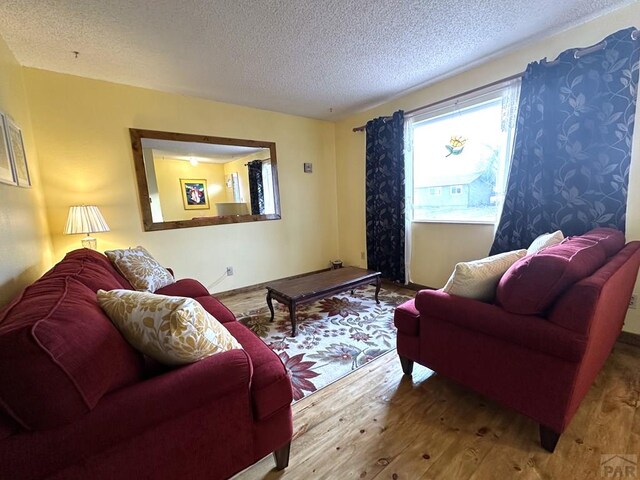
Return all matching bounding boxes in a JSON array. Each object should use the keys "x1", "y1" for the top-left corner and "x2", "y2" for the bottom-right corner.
[{"x1": 238, "y1": 285, "x2": 413, "y2": 401}]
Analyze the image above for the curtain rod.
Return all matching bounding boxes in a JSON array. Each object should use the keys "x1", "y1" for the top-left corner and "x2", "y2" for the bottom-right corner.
[
  {"x1": 353, "y1": 28, "x2": 639, "y2": 133},
  {"x1": 351, "y1": 71, "x2": 523, "y2": 132}
]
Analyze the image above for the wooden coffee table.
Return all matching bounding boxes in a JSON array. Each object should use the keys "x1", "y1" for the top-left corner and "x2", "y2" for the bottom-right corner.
[{"x1": 265, "y1": 267, "x2": 382, "y2": 336}]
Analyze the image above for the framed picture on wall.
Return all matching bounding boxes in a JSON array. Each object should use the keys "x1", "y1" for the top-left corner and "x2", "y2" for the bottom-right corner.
[
  {"x1": 180, "y1": 178, "x2": 210, "y2": 210},
  {"x1": 0, "y1": 113, "x2": 17, "y2": 186},
  {"x1": 6, "y1": 119, "x2": 30, "y2": 187}
]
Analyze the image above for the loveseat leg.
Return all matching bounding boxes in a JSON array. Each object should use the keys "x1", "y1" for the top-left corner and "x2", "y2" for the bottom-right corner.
[
  {"x1": 399, "y1": 355, "x2": 414, "y2": 375},
  {"x1": 539, "y1": 424, "x2": 560, "y2": 452},
  {"x1": 273, "y1": 441, "x2": 291, "y2": 470}
]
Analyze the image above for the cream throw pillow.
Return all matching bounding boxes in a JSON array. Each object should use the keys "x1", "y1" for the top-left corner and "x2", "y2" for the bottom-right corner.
[
  {"x1": 441, "y1": 249, "x2": 527, "y2": 302},
  {"x1": 105, "y1": 246, "x2": 174, "y2": 292},
  {"x1": 527, "y1": 230, "x2": 564, "y2": 255},
  {"x1": 97, "y1": 289, "x2": 242, "y2": 365}
]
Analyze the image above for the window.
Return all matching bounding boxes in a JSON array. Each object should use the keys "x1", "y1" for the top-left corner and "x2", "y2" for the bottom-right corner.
[
  {"x1": 230, "y1": 172, "x2": 241, "y2": 202},
  {"x1": 262, "y1": 160, "x2": 275, "y2": 214},
  {"x1": 410, "y1": 80, "x2": 520, "y2": 223}
]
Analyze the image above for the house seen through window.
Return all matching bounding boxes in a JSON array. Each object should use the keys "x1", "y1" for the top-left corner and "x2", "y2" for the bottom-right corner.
[{"x1": 410, "y1": 80, "x2": 520, "y2": 223}]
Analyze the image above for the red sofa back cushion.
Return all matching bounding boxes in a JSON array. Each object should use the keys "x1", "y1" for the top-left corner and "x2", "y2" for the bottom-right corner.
[
  {"x1": 495, "y1": 229, "x2": 623, "y2": 315},
  {"x1": 0, "y1": 276, "x2": 143, "y2": 430},
  {"x1": 42, "y1": 248, "x2": 133, "y2": 291},
  {"x1": 580, "y1": 227, "x2": 625, "y2": 257}
]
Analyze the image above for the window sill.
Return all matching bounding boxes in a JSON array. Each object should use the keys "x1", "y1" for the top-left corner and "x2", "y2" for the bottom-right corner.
[{"x1": 411, "y1": 219, "x2": 496, "y2": 226}]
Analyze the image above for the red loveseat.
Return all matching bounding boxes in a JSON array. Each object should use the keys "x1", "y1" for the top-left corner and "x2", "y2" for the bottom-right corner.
[
  {"x1": 394, "y1": 228, "x2": 640, "y2": 452},
  {"x1": 0, "y1": 248, "x2": 293, "y2": 479}
]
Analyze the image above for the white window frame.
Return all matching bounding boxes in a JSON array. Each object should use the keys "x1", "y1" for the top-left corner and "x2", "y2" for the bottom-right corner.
[
  {"x1": 450, "y1": 185, "x2": 463, "y2": 196},
  {"x1": 409, "y1": 79, "x2": 520, "y2": 225}
]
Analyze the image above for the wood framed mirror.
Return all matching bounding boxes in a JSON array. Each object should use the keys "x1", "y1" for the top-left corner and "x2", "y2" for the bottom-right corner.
[{"x1": 130, "y1": 128, "x2": 281, "y2": 231}]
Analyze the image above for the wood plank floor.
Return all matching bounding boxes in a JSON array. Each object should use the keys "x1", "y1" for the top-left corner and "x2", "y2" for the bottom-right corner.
[{"x1": 221, "y1": 284, "x2": 640, "y2": 480}]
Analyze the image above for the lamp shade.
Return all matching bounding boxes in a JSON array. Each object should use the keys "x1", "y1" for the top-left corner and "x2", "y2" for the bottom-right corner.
[{"x1": 64, "y1": 205, "x2": 110, "y2": 235}]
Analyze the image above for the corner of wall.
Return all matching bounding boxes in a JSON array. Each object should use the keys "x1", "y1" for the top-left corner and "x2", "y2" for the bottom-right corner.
[{"x1": 0, "y1": 33, "x2": 53, "y2": 306}]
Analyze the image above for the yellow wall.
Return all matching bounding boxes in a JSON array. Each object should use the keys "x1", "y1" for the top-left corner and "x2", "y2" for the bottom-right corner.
[
  {"x1": 0, "y1": 34, "x2": 52, "y2": 306},
  {"x1": 335, "y1": 3, "x2": 640, "y2": 331},
  {"x1": 153, "y1": 156, "x2": 226, "y2": 220},
  {"x1": 23, "y1": 69, "x2": 339, "y2": 293}
]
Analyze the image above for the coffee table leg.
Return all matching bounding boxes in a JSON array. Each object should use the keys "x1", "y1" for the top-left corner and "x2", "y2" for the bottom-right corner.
[
  {"x1": 267, "y1": 290, "x2": 275, "y2": 322},
  {"x1": 374, "y1": 276, "x2": 381, "y2": 304},
  {"x1": 289, "y1": 301, "x2": 297, "y2": 337}
]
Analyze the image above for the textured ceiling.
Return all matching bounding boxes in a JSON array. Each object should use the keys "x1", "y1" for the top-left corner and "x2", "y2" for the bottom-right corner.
[
  {"x1": 0, "y1": 0, "x2": 634, "y2": 120},
  {"x1": 142, "y1": 139, "x2": 265, "y2": 159}
]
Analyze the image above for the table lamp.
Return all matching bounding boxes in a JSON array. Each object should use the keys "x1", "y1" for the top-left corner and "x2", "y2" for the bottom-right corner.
[{"x1": 64, "y1": 205, "x2": 110, "y2": 250}]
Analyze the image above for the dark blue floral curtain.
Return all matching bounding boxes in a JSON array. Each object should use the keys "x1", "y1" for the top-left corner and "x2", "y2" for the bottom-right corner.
[
  {"x1": 491, "y1": 27, "x2": 639, "y2": 255},
  {"x1": 366, "y1": 110, "x2": 405, "y2": 283},
  {"x1": 247, "y1": 160, "x2": 264, "y2": 215}
]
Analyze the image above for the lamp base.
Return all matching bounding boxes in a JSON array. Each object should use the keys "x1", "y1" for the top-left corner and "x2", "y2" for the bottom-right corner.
[{"x1": 81, "y1": 235, "x2": 97, "y2": 250}]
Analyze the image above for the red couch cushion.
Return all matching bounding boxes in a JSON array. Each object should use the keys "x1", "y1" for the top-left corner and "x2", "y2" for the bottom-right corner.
[
  {"x1": 0, "y1": 349, "x2": 254, "y2": 480},
  {"x1": 0, "y1": 276, "x2": 144, "y2": 429},
  {"x1": 0, "y1": 409, "x2": 18, "y2": 440},
  {"x1": 416, "y1": 289, "x2": 587, "y2": 361},
  {"x1": 496, "y1": 234, "x2": 608, "y2": 315},
  {"x1": 580, "y1": 227, "x2": 625, "y2": 257},
  {"x1": 155, "y1": 278, "x2": 210, "y2": 298},
  {"x1": 43, "y1": 249, "x2": 133, "y2": 291},
  {"x1": 195, "y1": 295, "x2": 238, "y2": 324}
]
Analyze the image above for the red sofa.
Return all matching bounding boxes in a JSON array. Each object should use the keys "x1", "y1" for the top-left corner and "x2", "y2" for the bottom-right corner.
[
  {"x1": 0, "y1": 249, "x2": 293, "y2": 479},
  {"x1": 394, "y1": 228, "x2": 640, "y2": 452}
]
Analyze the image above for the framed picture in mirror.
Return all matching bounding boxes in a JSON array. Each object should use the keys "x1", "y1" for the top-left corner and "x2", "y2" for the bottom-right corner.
[
  {"x1": 180, "y1": 179, "x2": 210, "y2": 210},
  {"x1": 0, "y1": 113, "x2": 16, "y2": 186},
  {"x1": 7, "y1": 118, "x2": 30, "y2": 187}
]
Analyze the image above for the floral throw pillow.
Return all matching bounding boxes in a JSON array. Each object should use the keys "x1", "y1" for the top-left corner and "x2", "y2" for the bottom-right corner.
[
  {"x1": 105, "y1": 246, "x2": 174, "y2": 292},
  {"x1": 97, "y1": 289, "x2": 242, "y2": 365}
]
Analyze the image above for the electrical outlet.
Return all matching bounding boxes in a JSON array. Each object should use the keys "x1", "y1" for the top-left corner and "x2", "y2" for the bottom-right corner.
[
  {"x1": 360, "y1": 251, "x2": 365, "y2": 260},
  {"x1": 226, "y1": 266, "x2": 234, "y2": 276},
  {"x1": 630, "y1": 293, "x2": 638, "y2": 309}
]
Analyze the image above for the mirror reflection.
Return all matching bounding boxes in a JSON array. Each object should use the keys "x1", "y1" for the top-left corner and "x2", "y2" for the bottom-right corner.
[{"x1": 130, "y1": 129, "x2": 281, "y2": 231}]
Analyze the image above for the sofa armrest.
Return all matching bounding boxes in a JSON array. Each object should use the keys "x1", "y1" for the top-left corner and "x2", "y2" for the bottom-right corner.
[
  {"x1": 415, "y1": 290, "x2": 587, "y2": 362},
  {"x1": 548, "y1": 242, "x2": 640, "y2": 334},
  {"x1": 155, "y1": 278, "x2": 210, "y2": 297},
  {"x1": 1, "y1": 349, "x2": 254, "y2": 479}
]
